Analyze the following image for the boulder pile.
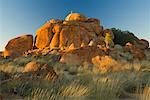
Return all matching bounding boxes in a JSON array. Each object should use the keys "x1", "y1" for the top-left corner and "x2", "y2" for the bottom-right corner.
[
  {"x1": 35, "y1": 13, "x2": 104, "y2": 50},
  {"x1": 1, "y1": 13, "x2": 149, "y2": 72}
]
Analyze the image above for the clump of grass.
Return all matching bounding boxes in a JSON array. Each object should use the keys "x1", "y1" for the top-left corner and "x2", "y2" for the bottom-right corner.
[
  {"x1": 0, "y1": 53, "x2": 150, "y2": 100},
  {"x1": 136, "y1": 79, "x2": 150, "y2": 100},
  {"x1": 27, "y1": 88, "x2": 56, "y2": 100},
  {"x1": 59, "y1": 82, "x2": 89, "y2": 97},
  {"x1": 88, "y1": 73, "x2": 124, "y2": 100},
  {"x1": 0, "y1": 64, "x2": 23, "y2": 73}
]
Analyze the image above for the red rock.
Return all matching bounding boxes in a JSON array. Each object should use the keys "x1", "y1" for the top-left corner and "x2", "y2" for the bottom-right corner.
[
  {"x1": 4, "y1": 34, "x2": 33, "y2": 58},
  {"x1": 35, "y1": 13, "x2": 104, "y2": 50},
  {"x1": 35, "y1": 21, "x2": 54, "y2": 49},
  {"x1": 60, "y1": 46, "x2": 105, "y2": 65},
  {"x1": 23, "y1": 61, "x2": 41, "y2": 72},
  {"x1": 23, "y1": 61, "x2": 58, "y2": 81}
]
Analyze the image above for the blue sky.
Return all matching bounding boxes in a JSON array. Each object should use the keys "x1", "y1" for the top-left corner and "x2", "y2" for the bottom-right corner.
[{"x1": 0, "y1": 0, "x2": 150, "y2": 50}]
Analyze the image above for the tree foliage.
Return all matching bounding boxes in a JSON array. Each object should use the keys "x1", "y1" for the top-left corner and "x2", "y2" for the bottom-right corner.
[{"x1": 111, "y1": 28, "x2": 139, "y2": 46}]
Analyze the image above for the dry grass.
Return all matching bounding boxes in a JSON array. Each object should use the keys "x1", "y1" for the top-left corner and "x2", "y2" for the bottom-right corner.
[
  {"x1": 0, "y1": 55, "x2": 150, "y2": 100},
  {"x1": 0, "y1": 64, "x2": 23, "y2": 73}
]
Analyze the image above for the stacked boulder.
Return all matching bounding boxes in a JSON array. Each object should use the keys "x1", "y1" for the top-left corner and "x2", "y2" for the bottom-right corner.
[
  {"x1": 2, "y1": 12, "x2": 149, "y2": 69},
  {"x1": 35, "y1": 13, "x2": 104, "y2": 50}
]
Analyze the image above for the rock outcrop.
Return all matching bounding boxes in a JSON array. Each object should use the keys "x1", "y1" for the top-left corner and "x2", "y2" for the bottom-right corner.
[
  {"x1": 2, "y1": 12, "x2": 149, "y2": 67},
  {"x1": 23, "y1": 61, "x2": 58, "y2": 81},
  {"x1": 23, "y1": 61, "x2": 41, "y2": 72},
  {"x1": 60, "y1": 46, "x2": 106, "y2": 65},
  {"x1": 35, "y1": 13, "x2": 103, "y2": 49},
  {"x1": 124, "y1": 42, "x2": 146, "y2": 60},
  {"x1": 3, "y1": 35, "x2": 33, "y2": 58}
]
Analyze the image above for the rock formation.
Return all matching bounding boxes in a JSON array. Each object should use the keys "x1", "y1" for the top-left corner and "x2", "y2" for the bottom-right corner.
[
  {"x1": 23, "y1": 61, "x2": 58, "y2": 81},
  {"x1": 60, "y1": 46, "x2": 106, "y2": 65},
  {"x1": 35, "y1": 13, "x2": 103, "y2": 49},
  {"x1": 23, "y1": 61, "x2": 42, "y2": 72},
  {"x1": 2, "y1": 13, "x2": 149, "y2": 69},
  {"x1": 3, "y1": 35, "x2": 33, "y2": 58}
]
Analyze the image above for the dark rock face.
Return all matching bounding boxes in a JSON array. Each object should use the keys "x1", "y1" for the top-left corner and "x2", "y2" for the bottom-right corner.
[
  {"x1": 0, "y1": 52, "x2": 3, "y2": 59},
  {"x1": 111, "y1": 28, "x2": 139, "y2": 46}
]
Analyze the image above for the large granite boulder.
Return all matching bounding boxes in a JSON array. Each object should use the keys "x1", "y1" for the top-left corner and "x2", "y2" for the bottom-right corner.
[
  {"x1": 124, "y1": 42, "x2": 146, "y2": 60},
  {"x1": 3, "y1": 34, "x2": 33, "y2": 58},
  {"x1": 60, "y1": 46, "x2": 106, "y2": 65},
  {"x1": 23, "y1": 61, "x2": 41, "y2": 72},
  {"x1": 65, "y1": 13, "x2": 86, "y2": 21},
  {"x1": 23, "y1": 61, "x2": 58, "y2": 81},
  {"x1": 35, "y1": 13, "x2": 103, "y2": 49},
  {"x1": 35, "y1": 19, "x2": 63, "y2": 49}
]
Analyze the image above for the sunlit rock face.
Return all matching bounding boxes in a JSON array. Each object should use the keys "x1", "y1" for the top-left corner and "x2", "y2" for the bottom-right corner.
[
  {"x1": 65, "y1": 13, "x2": 86, "y2": 21},
  {"x1": 3, "y1": 34, "x2": 33, "y2": 58},
  {"x1": 35, "y1": 13, "x2": 104, "y2": 49},
  {"x1": 60, "y1": 46, "x2": 106, "y2": 65}
]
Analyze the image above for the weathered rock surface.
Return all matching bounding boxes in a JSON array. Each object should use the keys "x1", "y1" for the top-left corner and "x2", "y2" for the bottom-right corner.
[
  {"x1": 23, "y1": 61, "x2": 58, "y2": 80},
  {"x1": 23, "y1": 61, "x2": 41, "y2": 72},
  {"x1": 3, "y1": 35, "x2": 33, "y2": 58},
  {"x1": 124, "y1": 42, "x2": 146, "y2": 60},
  {"x1": 60, "y1": 46, "x2": 106, "y2": 65},
  {"x1": 23, "y1": 61, "x2": 56, "y2": 73},
  {"x1": 35, "y1": 13, "x2": 103, "y2": 49}
]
